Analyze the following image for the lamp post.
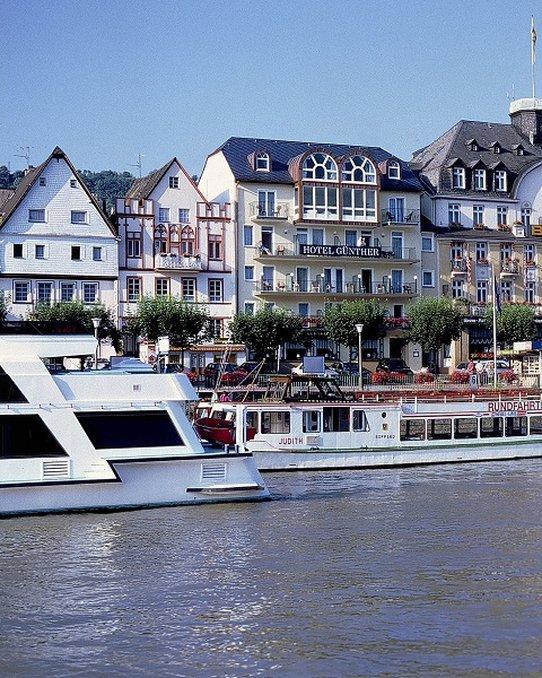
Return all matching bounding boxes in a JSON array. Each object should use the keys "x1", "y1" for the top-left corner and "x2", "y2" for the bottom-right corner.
[
  {"x1": 91, "y1": 317, "x2": 101, "y2": 369},
  {"x1": 414, "y1": 275, "x2": 418, "y2": 295},
  {"x1": 355, "y1": 323, "x2": 364, "y2": 389}
]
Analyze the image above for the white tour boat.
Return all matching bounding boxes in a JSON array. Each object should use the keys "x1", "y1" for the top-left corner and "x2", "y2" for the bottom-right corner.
[
  {"x1": 194, "y1": 375, "x2": 542, "y2": 471},
  {"x1": 0, "y1": 324, "x2": 268, "y2": 516}
]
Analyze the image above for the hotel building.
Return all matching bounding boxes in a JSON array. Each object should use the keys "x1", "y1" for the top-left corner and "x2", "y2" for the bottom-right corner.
[
  {"x1": 199, "y1": 137, "x2": 424, "y2": 367},
  {"x1": 412, "y1": 98, "x2": 542, "y2": 366}
]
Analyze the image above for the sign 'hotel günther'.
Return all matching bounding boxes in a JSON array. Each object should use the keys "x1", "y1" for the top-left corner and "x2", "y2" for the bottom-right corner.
[{"x1": 299, "y1": 243, "x2": 382, "y2": 258}]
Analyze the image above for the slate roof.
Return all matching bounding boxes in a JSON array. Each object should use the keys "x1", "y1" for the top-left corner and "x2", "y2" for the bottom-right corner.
[
  {"x1": 0, "y1": 146, "x2": 116, "y2": 235},
  {"x1": 209, "y1": 136, "x2": 422, "y2": 192},
  {"x1": 0, "y1": 188, "x2": 15, "y2": 211},
  {"x1": 411, "y1": 120, "x2": 542, "y2": 197}
]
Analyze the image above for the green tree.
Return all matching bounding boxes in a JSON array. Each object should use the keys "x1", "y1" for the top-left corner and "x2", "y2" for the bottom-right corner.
[
  {"x1": 323, "y1": 299, "x2": 388, "y2": 350},
  {"x1": 484, "y1": 303, "x2": 536, "y2": 346},
  {"x1": 407, "y1": 298, "x2": 464, "y2": 365},
  {"x1": 29, "y1": 301, "x2": 122, "y2": 352},
  {"x1": 78, "y1": 169, "x2": 136, "y2": 212},
  {"x1": 130, "y1": 296, "x2": 209, "y2": 361},
  {"x1": 229, "y1": 309, "x2": 305, "y2": 360}
]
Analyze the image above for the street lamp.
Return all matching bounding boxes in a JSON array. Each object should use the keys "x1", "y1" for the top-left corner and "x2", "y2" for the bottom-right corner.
[
  {"x1": 355, "y1": 323, "x2": 364, "y2": 389},
  {"x1": 92, "y1": 317, "x2": 100, "y2": 369},
  {"x1": 414, "y1": 275, "x2": 418, "y2": 295}
]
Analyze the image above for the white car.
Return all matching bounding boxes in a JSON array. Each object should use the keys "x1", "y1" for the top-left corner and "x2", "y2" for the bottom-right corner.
[{"x1": 456, "y1": 360, "x2": 510, "y2": 375}]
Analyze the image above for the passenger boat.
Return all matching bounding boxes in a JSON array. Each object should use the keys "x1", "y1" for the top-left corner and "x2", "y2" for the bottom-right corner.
[
  {"x1": 194, "y1": 375, "x2": 542, "y2": 471},
  {"x1": 0, "y1": 323, "x2": 268, "y2": 516}
]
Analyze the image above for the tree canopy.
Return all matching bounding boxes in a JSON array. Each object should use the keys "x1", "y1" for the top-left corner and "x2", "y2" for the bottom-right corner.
[
  {"x1": 29, "y1": 301, "x2": 122, "y2": 352},
  {"x1": 406, "y1": 298, "x2": 464, "y2": 352},
  {"x1": 484, "y1": 303, "x2": 537, "y2": 346},
  {"x1": 129, "y1": 296, "x2": 209, "y2": 351},
  {"x1": 78, "y1": 170, "x2": 136, "y2": 211},
  {"x1": 323, "y1": 299, "x2": 388, "y2": 348},
  {"x1": 0, "y1": 165, "x2": 24, "y2": 189},
  {"x1": 229, "y1": 309, "x2": 305, "y2": 360}
]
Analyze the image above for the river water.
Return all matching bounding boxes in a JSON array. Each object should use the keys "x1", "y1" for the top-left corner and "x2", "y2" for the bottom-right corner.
[{"x1": 1, "y1": 460, "x2": 541, "y2": 677}]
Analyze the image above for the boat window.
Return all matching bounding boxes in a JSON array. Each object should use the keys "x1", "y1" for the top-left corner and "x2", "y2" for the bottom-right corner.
[
  {"x1": 323, "y1": 407, "x2": 349, "y2": 432},
  {"x1": 427, "y1": 418, "x2": 452, "y2": 440},
  {"x1": 529, "y1": 415, "x2": 542, "y2": 434},
  {"x1": 225, "y1": 411, "x2": 235, "y2": 421},
  {"x1": 352, "y1": 410, "x2": 368, "y2": 432},
  {"x1": 261, "y1": 411, "x2": 290, "y2": 434},
  {"x1": 0, "y1": 367, "x2": 27, "y2": 403},
  {"x1": 400, "y1": 419, "x2": 425, "y2": 441},
  {"x1": 303, "y1": 410, "x2": 321, "y2": 433},
  {"x1": 0, "y1": 414, "x2": 67, "y2": 458},
  {"x1": 76, "y1": 411, "x2": 183, "y2": 449},
  {"x1": 454, "y1": 418, "x2": 477, "y2": 439},
  {"x1": 211, "y1": 411, "x2": 226, "y2": 420},
  {"x1": 480, "y1": 417, "x2": 503, "y2": 438},
  {"x1": 505, "y1": 416, "x2": 527, "y2": 437},
  {"x1": 246, "y1": 411, "x2": 258, "y2": 430}
]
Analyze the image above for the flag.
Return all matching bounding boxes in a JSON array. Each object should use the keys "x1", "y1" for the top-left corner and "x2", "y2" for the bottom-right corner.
[
  {"x1": 466, "y1": 250, "x2": 472, "y2": 284},
  {"x1": 532, "y1": 16, "x2": 537, "y2": 64}
]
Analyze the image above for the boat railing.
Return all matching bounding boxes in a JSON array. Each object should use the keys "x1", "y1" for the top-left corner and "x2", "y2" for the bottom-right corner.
[{"x1": 0, "y1": 400, "x2": 168, "y2": 411}]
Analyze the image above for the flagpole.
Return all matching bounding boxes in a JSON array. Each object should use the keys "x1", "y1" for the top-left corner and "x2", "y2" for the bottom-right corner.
[
  {"x1": 491, "y1": 264, "x2": 498, "y2": 388},
  {"x1": 532, "y1": 16, "x2": 537, "y2": 101}
]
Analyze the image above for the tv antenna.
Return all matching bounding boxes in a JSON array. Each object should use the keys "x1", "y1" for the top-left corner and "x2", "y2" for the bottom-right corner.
[
  {"x1": 130, "y1": 153, "x2": 144, "y2": 178},
  {"x1": 14, "y1": 146, "x2": 32, "y2": 168}
]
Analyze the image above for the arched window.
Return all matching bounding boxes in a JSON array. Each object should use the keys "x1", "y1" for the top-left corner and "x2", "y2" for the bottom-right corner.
[
  {"x1": 387, "y1": 161, "x2": 401, "y2": 180},
  {"x1": 302, "y1": 153, "x2": 338, "y2": 181},
  {"x1": 180, "y1": 225, "x2": 196, "y2": 255},
  {"x1": 154, "y1": 224, "x2": 168, "y2": 254},
  {"x1": 256, "y1": 152, "x2": 270, "y2": 171},
  {"x1": 341, "y1": 156, "x2": 377, "y2": 183}
]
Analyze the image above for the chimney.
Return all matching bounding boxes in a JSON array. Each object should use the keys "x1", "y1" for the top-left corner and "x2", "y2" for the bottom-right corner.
[
  {"x1": 23, "y1": 165, "x2": 34, "y2": 176},
  {"x1": 509, "y1": 98, "x2": 542, "y2": 144}
]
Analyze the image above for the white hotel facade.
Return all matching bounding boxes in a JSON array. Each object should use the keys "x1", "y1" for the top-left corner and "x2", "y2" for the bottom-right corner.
[{"x1": 199, "y1": 137, "x2": 425, "y2": 367}]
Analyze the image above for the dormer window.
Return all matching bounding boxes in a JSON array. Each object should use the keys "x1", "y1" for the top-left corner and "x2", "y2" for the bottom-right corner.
[
  {"x1": 495, "y1": 170, "x2": 507, "y2": 192},
  {"x1": 256, "y1": 152, "x2": 270, "y2": 172},
  {"x1": 388, "y1": 161, "x2": 401, "y2": 179},
  {"x1": 516, "y1": 145, "x2": 525, "y2": 156},
  {"x1": 452, "y1": 167, "x2": 466, "y2": 189},
  {"x1": 491, "y1": 142, "x2": 501, "y2": 154},
  {"x1": 466, "y1": 139, "x2": 479, "y2": 151},
  {"x1": 169, "y1": 176, "x2": 179, "y2": 188},
  {"x1": 473, "y1": 168, "x2": 486, "y2": 191}
]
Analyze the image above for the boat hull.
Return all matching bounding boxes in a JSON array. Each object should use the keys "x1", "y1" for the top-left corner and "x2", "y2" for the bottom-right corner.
[
  {"x1": 0, "y1": 454, "x2": 269, "y2": 517},
  {"x1": 251, "y1": 440, "x2": 542, "y2": 471}
]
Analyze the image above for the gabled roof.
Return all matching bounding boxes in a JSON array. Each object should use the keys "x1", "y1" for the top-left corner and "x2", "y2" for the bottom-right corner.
[
  {"x1": 0, "y1": 146, "x2": 116, "y2": 235},
  {"x1": 206, "y1": 136, "x2": 422, "y2": 192},
  {"x1": 411, "y1": 120, "x2": 542, "y2": 197},
  {"x1": 126, "y1": 157, "x2": 208, "y2": 202}
]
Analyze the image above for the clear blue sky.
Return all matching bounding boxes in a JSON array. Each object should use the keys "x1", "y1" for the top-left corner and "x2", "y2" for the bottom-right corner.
[{"x1": 0, "y1": 0, "x2": 539, "y2": 176}]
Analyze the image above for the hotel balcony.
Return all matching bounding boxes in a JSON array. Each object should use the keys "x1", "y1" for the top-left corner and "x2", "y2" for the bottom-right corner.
[
  {"x1": 250, "y1": 201, "x2": 291, "y2": 220},
  {"x1": 197, "y1": 202, "x2": 230, "y2": 219},
  {"x1": 254, "y1": 243, "x2": 419, "y2": 262},
  {"x1": 155, "y1": 253, "x2": 203, "y2": 271},
  {"x1": 380, "y1": 208, "x2": 420, "y2": 225},
  {"x1": 254, "y1": 278, "x2": 418, "y2": 298},
  {"x1": 500, "y1": 260, "x2": 520, "y2": 276}
]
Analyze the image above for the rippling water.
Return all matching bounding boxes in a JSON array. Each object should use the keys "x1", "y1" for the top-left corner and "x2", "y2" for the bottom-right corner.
[{"x1": 1, "y1": 460, "x2": 541, "y2": 676}]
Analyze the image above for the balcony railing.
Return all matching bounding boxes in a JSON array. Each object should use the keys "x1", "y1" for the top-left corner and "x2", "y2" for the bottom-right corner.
[
  {"x1": 500, "y1": 260, "x2": 520, "y2": 275},
  {"x1": 256, "y1": 278, "x2": 418, "y2": 296},
  {"x1": 155, "y1": 253, "x2": 203, "y2": 271},
  {"x1": 451, "y1": 259, "x2": 467, "y2": 273},
  {"x1": 250, "y1": 202, "x2": 290, "y2": 219},
  {"x1": 381, "y1": 209, "x2": 420, "y2": 225},
  {"x1": 256, "y1": 243, "x2": 418, "y2": 260}
]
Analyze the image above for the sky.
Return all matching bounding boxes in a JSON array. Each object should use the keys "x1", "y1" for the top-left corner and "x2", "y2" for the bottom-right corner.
[{"x1": 1, "y1": 0, "x2": 540, "y2": 177}]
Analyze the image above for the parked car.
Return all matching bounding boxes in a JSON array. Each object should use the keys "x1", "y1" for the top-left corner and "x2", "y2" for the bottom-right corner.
[{"x1": 375, "y1": 358, "x2": 413, "y2": 375}]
